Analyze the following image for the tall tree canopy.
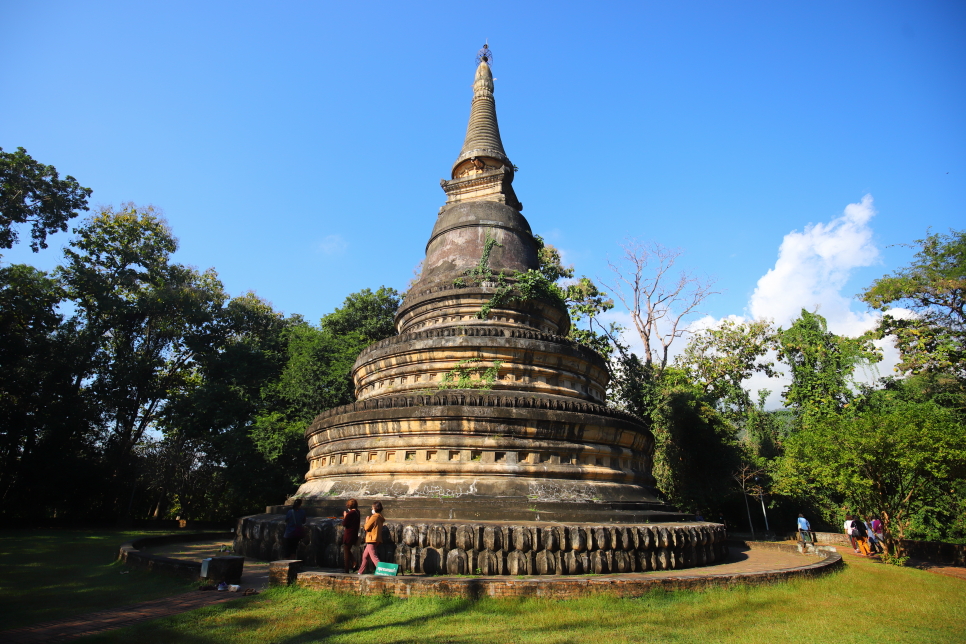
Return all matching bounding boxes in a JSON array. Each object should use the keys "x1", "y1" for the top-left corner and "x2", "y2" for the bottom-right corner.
[
  {"x1": 0, "y1": 147, "x2": 92, "y2": 251},
  {"x1": 862, "y1": 229, "x2": 965, "y2": 379},
  {"x1": 776, "y1": 394, "x2": 966, "y2": 553},
  {"x1": 777, "y1": 309, "x2": 880, "y2": 419}
]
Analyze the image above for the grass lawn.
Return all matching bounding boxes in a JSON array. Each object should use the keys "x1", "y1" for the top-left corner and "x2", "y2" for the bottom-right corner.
[
  {"x1": 78, "y1": 553, "x2": 965, "y2": 644},
  {"x1": 0, "y1": 529, "x2": 197, "y2": 630}
]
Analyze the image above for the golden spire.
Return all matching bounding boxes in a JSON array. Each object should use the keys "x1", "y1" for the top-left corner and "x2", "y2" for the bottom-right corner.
[{"x1": 451, "y1": 44, "x2": 511, "y2": 179}]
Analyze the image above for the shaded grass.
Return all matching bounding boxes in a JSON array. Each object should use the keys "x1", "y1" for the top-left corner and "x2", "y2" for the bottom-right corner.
[
  {"x1": 0, "y1": 529, "x2": 196, "y2": 630},
  {"x1": 80, "y1": 554, "x2": 965, "y2": 644}
]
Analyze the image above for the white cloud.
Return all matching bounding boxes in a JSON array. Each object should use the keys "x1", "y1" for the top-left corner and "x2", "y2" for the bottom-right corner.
[
  {"x1": 749, "y1": 194, "x2": 880, "y2": 335},
  {"x1": 597, "y1": 195, "x2": 913, "y2": 409},
  {"x1": 317, "y1": 234, "x2": 348, "y2": 256}
]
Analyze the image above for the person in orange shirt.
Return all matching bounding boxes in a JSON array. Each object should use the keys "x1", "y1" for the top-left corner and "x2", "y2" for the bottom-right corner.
[{"x1": 357, "y1": 501, "x2": 385, "y2": 574}]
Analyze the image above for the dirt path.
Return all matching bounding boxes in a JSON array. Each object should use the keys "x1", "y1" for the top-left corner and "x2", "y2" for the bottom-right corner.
[{"x1": 0, "y1": 591, "x2": 243, "y2": 643}]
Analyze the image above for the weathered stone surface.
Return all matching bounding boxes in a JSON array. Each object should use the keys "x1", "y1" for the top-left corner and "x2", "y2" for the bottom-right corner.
[
  {"x1": 590, "y1": 551, "x2": 609, "y2": 574},
  {"x1": 420, "y1": 547, "x2": 445, "y2": 575},
  {"x1": 507, "y1": 550, "x2": 532, "y2": 575},
  {"x1": 592, "y1": 526, "x2": 610, "y2": 551},
  {"x1": 511, "y1": 526, "x2": 532, "y2": 552},
  {"x1": 612, "y1": 551, "x2": 632, "y2": 573},
  {"x1": 446, "y1": 549, "x2": 469, "y2": 575},
  {"x1": 237, "y1": 515, "x2": 726, "y2": 577},
  {"x1": 483, "y1": 525, "x2": 503, "y2": 551},
  {"x1": 567, "y1": 526, "x2": 587, "y2": 552},
  {"x1": 637, "y1": 550, "x2": 652, "y2": 572},
  {"x1": 535, "y1": 550, "x2": 559, "y2": 575},
  {"x1": 402, "y1": 524, "x2": 419, "y2": 547},
  {"x1": 280, "y1": 64, "x2": 682, "y2": 517},
  {"x1": 562, "y1": 551, "x2": 582, "y2": 575},
  {"x1": 456, "y1": 525, "x2": 480, "y2": 551},
  {"x1": 641, "y1": 526, "x2": 655, "y2": 550},
  {"x1": 394, "y1": 544, "x2": 412, "y2": 571},
  {"x1": 656, "y1": 548, "x2": 670, "y2": 571},
  {"x1": 478, "y1": 549, "x2": 506, "y2": 575}
]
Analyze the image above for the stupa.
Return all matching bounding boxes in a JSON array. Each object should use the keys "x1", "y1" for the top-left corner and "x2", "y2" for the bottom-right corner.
[{"x1": 235, "y1": 47, "x2": 727, "y2": 575}]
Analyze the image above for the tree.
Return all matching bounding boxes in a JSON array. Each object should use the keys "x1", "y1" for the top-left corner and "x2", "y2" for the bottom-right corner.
[
  {"x1": 861, "y1": 229, "x2": 965, "y2": 379},
  {"x1": 0, "y1": 147, "x2": 92, "y2": 251},
  {"x1": 677, "y1": 318, "x2": 778, "y2": 422},
  {"x1": 776, "y1": 309, "x2": 880, "y2": 419},
  {"x1": 602, "y1": 240, "x2": 718, "y2": 370},
  {"x1": 0, "y1": 264, "x2": 92, "y2": 517},
  {"x1": 153, "y1": 292, "x2": 292, "y2": 520},
  {"x1": 320, "y1": 286, "x2": 401, "y2": 344},
  {"x1": 56, "y1": 204, "x2": 229, "y2": 517},
  {"x1": 250, "y1": 287, "x2": 401, "y2": 484},
  {"x1": 610, "y1": 355, "x2": 742, "y2": 514},
  {"x1": 776, "y1": 398, "x2": 966, "y2": 554}
]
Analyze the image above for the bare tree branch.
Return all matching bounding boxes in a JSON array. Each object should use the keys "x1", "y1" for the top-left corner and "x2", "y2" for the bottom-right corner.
[{"x1": 601, "y1": 239, "x2": 719, "y2": 369}]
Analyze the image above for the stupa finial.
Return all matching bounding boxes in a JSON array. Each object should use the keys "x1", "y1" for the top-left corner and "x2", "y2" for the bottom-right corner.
[
  {"x1": 475, "y1": 41, "x2": 492, "y2": 65},
  {"x1": 451, "y1": 43, "x2": 511, "y2": 180}
]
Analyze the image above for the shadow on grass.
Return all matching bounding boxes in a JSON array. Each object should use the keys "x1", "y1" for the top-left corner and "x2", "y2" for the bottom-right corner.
[
  {"x1": 0, "y1": 530, "x2": 197, "y2": 631},
  {"x1": 277, "y1": 593, "x2": 479, "y2": 644}
]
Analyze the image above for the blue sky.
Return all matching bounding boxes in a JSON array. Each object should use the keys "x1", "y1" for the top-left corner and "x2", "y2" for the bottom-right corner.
[{"x1": 3, "y1": 1, "x2": 964, "y2": 360}]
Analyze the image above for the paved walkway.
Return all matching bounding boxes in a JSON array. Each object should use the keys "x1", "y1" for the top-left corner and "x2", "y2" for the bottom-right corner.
[{"x1": 145, "y1": 539, "x2": 271, "y2": 589}]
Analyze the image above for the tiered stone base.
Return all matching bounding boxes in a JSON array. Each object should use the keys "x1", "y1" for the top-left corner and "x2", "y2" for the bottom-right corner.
[{"x1": 235, "y1": 514, "x2": 727, "y2": 576}]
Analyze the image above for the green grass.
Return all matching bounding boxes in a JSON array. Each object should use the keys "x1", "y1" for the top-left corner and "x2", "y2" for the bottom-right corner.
[
  {"x1": 79, "y1": 554, "x2": 966, "y2": 644},
  {"x1": 0, "y1": 529, "x2": 197, "y2": 630},
  {"x1": 2, "y1": 532, "x2": 964, "y2": 643}
]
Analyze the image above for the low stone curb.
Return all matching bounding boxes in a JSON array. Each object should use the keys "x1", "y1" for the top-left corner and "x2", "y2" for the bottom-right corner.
[
  {"x1": 117, "y1": 531, "x2": 234, "y2": 580},
  {"x1": 294, "y1": 542, "x2": 843, "y2": 598}
]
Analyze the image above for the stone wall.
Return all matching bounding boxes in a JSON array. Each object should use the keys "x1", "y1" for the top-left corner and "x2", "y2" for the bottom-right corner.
[
  {"x1": 899, "y1": 539, "x2": 966, "y2": 566},
  {"x1": 118, "y1": 531, "x2": 234, "y2": 580},
  {"x1": 234, "y1": 514, "x2": 727, "y2": 576},
  {"x1": 295, "y1": 544, "x2": 842, "y2": 598}
]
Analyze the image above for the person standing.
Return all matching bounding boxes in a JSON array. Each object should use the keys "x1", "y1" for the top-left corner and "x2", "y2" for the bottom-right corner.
[
  {"x1": 847, "y1": 515, "x2": 871, "y2": 556},
  {"x1": 283, "y1": 499, "x2": 307, "y2": 559},
  {"x1": 864, "y1": 517, "x2": 883, "y2": 554},
  {"x1": 844, "y1": 515, "x2": 859, "y2": 553},
  {"x1": 358, "y1": 501, "x2": 385, "y2": 574},
  {"x1": 797, "y1": 514, "x2": 812, "y2": 548},
  {"x1": 854, "y1": 517, "x2": 872, "y2": 555},
  {"x1": 342, "y1": 498, "x2": 361, "y2": 573}
]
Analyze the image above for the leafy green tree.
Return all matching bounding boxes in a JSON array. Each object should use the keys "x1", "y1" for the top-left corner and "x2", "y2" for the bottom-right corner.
[
  {"x1": 861, "y1": 229, "x2": 965, "y2": 379},
  {"x1": 57, "y1": 204, "x2": 229, "y2": 516},
  {"x1": 532, "y1": 236, "x2": 618, "y2": 358},
  {"x1": 777, "y1": 309, "x2": 880, "y2": 419},
  {"x1": 677, "y1": 319, "x2": 778, "y2": 423},
  {"x1": 320, "y1": 286, "x2": 401, "y2": 344},
  {"x1": 776, "y1": 397, "x2": 966, "y2": 554},
  {"x1": 153, "y1": 292, "x2": 292, "y2": 520},
  {"x1": 0, "y1": 264, "x2": 95, "y2": 518},
  {"x1": 0, "y1": 146, "x2": 92, "y2": 251},
  {"x1": 250, "y1": 288, "x2": 401, "y2": 484},
  {"x1": 610, "y1": 354, "x2": 742, "y2": 514}
]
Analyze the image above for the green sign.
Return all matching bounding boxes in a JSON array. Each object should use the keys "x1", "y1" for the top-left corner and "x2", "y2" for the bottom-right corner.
[{"x1": 374, "y1": 562, "x2": 399, "y2": 577}]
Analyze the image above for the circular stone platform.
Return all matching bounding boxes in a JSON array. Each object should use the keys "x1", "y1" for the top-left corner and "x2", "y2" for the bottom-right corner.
[
  {"x1": 292, "y1": 542, "x2": 843, "y2": 598},
  {"x1": 235, "y1": 515, "x2": 728, "y2": 576}
]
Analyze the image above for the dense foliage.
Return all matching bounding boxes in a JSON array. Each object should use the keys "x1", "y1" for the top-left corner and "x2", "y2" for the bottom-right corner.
[
  {"x1": 0, "y1": 147, "x2": 92, "y2": 252},
  {"x1": 602, "y1": 232, "x2": 966, "y2": 551},
  {"x1": 0, "y1": 201, "x2": 400, "y2": 523}
]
